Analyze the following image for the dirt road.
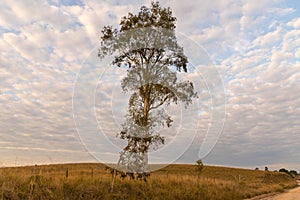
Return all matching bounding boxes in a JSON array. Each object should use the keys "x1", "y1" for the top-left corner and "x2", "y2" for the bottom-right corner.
[{"x1": 259, "y1": 181, "x2": 300, "y2": 200}]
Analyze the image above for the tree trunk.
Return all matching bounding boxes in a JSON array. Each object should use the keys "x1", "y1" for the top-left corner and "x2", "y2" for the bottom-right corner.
[
  {"x1": 143, "y1": 84, "x2": 150, "y2": 126},
  {"x1": 142, "y1": 151, "x2": 148, "y2": 173},
  {"x1": 142, "y1": 84, "x2": 150, "y2": 172}
]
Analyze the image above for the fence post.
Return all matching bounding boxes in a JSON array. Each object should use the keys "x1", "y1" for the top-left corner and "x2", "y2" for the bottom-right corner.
[{"x1": 66, "y1": 168, "x2": 69, "y2": 178}]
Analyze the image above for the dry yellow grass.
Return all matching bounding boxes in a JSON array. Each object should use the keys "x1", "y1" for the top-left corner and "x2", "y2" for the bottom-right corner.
[{"x1": 0, "y1": 163, "x2": 297, "y2": 199}]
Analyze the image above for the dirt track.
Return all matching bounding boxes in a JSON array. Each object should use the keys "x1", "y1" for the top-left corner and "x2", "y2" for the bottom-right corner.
[{"x1": 259, "y1": 180, "x2": 300, "y2": 200}]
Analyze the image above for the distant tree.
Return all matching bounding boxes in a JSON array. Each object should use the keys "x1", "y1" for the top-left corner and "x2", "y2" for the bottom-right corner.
[
  {"x1": 279, "y1": 168, "x2": 298, "y2": 177},
  {"x1": 279, "y1": 168, "x2": 289, "y2": 174},
  {"x1": 255, "y1": 167, "x2": 259, "y2": 170},
  {"x1": 279, "y1": 168, "x2": 296, "y2": 177},
  {"x1": 265, "y1": 166, "x2": 268, "y2": 171},
  {"x1": 98, "y1": 1, "x2": 197, "y2": 191},
  {"x1": 289, "y1": 170, "x2": 298, "y2": 178},
  {"x1": 195, "y1": 160, "x2": 204, "y2": 176}
]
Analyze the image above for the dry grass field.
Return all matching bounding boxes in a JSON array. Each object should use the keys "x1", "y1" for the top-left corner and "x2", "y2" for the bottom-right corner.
[{"x1": 0, "y1": 163, "x2": 297, "y2": 200}]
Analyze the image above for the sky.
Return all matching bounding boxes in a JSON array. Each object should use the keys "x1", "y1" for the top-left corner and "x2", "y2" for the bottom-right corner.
[{"x1": 0, "y1": 0, "x2": 299, "y2": 171}]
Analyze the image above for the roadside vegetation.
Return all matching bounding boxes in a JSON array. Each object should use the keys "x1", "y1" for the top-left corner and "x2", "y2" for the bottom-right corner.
[
  {"x1": 278, "y1": 168, "x2": 299, "y2": 178},
  {"x1": 0, "y1": 163, "x2": 297, "y2": 200}
]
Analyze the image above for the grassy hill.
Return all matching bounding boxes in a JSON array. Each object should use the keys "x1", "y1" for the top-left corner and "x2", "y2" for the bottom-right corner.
[{"x1": 0, "y1": 163, "x2": 297, "y2": 200}]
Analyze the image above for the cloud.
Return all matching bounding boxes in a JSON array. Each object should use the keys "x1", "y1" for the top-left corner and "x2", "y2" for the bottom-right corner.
[
  {"x1": 287, "y1": 17, "x2": 300, "y2": 28},
  {"x1": 0, "y1": 0, "x2": 299, "y2": 171},
  {"x1": 200, "y1": 20, "x2": 300, "y2": 168},
  {"x1": 252, "y1": 26, "x2": 282, "y2": 48}
]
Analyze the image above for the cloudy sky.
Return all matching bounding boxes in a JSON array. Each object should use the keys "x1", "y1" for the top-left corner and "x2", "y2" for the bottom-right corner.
[{"x1": 0, "y1": 0, "x2": 299, "y2": 171}]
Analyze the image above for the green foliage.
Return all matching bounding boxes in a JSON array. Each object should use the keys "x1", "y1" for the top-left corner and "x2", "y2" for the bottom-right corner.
[
  {"x1": 279, "y1": 168, "x2": 289, "y2": 173},
  {"x1": 279, "y1": 168, "x2": 298, "y2": 177},
  {"x1": 289, "y1": 170, "x2": 298, "y2": 177},
  {"x1": 99, "y1": 1, "x2": 188, "y2": 72},
  {"x1": 105, "y1": 166, "x2": 150, "y2": 182},
  {"x1": 120, "y1": 1, "x2": 176, "y2": 31},
  {"x1": 265, "y1": 166, "x2": 268, "y2": 171}
]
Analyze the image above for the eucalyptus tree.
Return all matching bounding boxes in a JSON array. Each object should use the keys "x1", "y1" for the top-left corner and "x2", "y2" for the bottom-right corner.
[{"x1": 98, "y1": 1, "x2": 197, "y2": 186}]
